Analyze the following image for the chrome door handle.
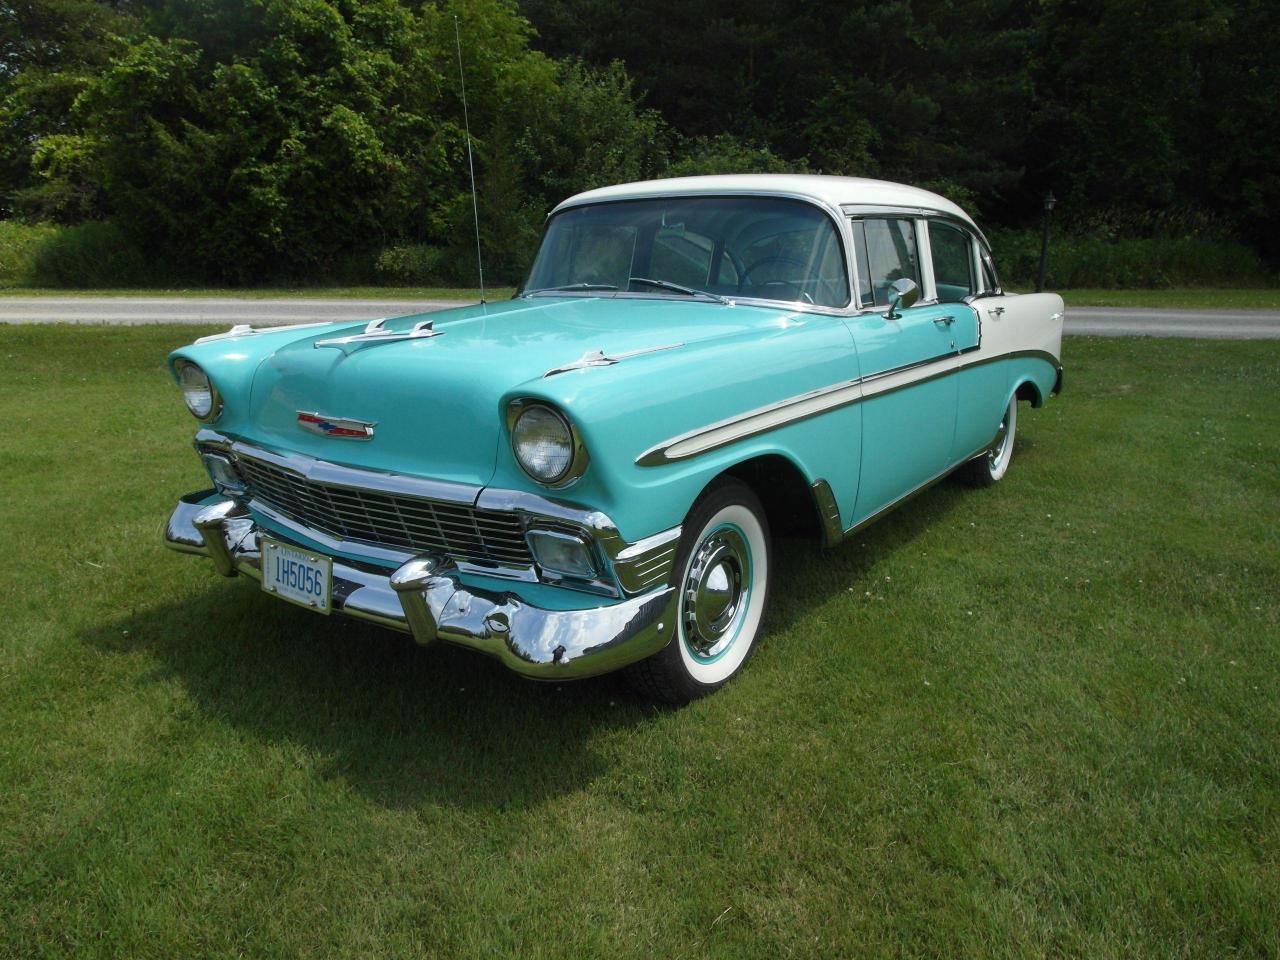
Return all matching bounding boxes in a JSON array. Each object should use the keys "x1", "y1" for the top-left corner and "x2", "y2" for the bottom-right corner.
[
  {"x1": 988, "y1": 306, "x2": 1005, "y2": 318},
  {"x1": 934, "y1": 315, "x2": 955, "y2": 326}
]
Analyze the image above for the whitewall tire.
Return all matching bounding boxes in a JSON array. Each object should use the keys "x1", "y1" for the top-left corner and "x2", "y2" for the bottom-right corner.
[
  {"x1": 628, "y1": 478, "x2": 771, "y2": 704},
  {"x1": 959, "y1": 396, "x2": 1017, "y2": 487}
]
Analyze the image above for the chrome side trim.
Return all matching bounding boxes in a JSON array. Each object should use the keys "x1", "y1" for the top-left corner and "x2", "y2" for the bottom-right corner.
[
  {"x1": 612, "y1": 526, "x2": 682, "y2": 593},
  {"x1": 809, "y1": 479, "x2": 843, "y2": 548},
  {"x1": 837, "y1": 434, "x2": 1000, "y2": 543},
  {"x1": 636, "y1": 348, "x2": 1060, "y2": 466},
  {"x1": 543, "y1": 342, "x2": 685, "y2": 378},
  {"x1": 635, "y1": 376, "x2": 864, "y2": 467}
]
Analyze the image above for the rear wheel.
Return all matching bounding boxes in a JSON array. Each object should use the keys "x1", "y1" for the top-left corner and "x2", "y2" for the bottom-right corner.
[
  {"x1": 627, "y1": 478, "x2": 771, "y2": 704},
  {"x1": 958, "y1": 396, "x2": 1017, "y2": 487}
]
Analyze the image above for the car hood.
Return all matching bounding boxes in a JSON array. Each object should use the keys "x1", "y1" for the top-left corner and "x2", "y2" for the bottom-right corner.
[{"x1": 235, "y1": 295, "x2": 793, "y2": 487}]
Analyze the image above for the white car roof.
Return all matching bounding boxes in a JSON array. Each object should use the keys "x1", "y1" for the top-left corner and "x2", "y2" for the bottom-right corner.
[{"x1": 554, "y1": 174, "x2": 979, "y2": 232}]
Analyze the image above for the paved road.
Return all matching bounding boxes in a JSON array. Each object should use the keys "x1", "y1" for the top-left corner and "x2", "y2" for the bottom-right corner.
[
  {"x1": 1064, "y1": 306, "x2": 1280, "y2": 339},
  {"x1": 0, "y1": 296, "x2": 466, "y2": 326},
  {"x1": 2, "y1": 297, "x2": 1279, "y2": 339}
]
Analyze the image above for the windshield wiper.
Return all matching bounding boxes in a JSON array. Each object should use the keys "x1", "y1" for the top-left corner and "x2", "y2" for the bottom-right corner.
[
  {"x1": 628, "y1": 276, "x2": 731, "y2": 305},
  {"x1": 525, "y1": 282, "x2": 619, "y2": 296}
]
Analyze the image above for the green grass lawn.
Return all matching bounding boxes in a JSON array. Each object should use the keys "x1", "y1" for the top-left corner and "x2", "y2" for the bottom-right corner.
[
  {"x1": 1, "y1": 327, "x2": 1277, "y2": 958},
  {"x1": 1056, "y1": 288, "x2": 1280, "y2": 310}
]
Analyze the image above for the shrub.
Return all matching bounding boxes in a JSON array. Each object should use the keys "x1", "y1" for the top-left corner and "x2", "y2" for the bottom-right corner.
[
  {"x1": 0, "y1": 220, "x2": 152, "y2": 288},
  {"x1": 990, "y1": 230, "x2": 1272, "y2": 289},
  {"x1": 27, "y1": 221, "x2": 149, "y2": 287},
  {"x1": 373, "y1": 243, "x2": 449, "y2": 286},
  {"x1": 0, "y1": 221, "x2": 59, "y2": 287}
]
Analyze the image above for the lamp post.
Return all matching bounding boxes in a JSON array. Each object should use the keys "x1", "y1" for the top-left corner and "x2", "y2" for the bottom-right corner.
[{"x1": 1035, "y1": 190, "x2": 1056, "y2": 293}]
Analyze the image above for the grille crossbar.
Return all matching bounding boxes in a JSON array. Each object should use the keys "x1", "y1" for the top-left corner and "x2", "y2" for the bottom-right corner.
[{"x1": 234, "y1": 453, "x2": 532, "y2": 567}]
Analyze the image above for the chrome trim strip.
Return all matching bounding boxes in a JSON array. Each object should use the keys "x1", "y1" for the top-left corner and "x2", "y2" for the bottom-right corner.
[
  {"x1": 543, "y1": 342, "x2": 685, "y2": 378},
  {"x1": 841, "y1": 435, "x2": 998, "y2": 540},
  {"x1": 842, "y1": 204, "x2": 991, "y2": 250},
  {"x1": 165, "y1": 497, "x2": 677, "y2": 680},
  {"x1": 193, "y1": 321, "x2": 333, "y2": 345},
  {"x1": 612, "y1": 526, "x2": 682, "y2": 593},
  {"x1": 545, "y1": 190, "x2": 856, "y2": 315},
  {"x1": 809, "y1": 479, "x2": 843, "y2": 548},
  {"x1": 194, "y1": 428, "x2": 680, "y2": 597},
  {"x1": 314, "y1": 317, "x2": 445, "y2": 354},
  {"x1": 636, "y1": 348, "x2": 1059, "y2": 466},
  {"x1": 227, "y1": 439, "x2": 481, "y2": 506}
]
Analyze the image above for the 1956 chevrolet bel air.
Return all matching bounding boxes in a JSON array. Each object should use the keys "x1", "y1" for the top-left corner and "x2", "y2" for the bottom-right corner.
[{"x1": 165, "y1": 175, "x2": 1063, "y2": 703}]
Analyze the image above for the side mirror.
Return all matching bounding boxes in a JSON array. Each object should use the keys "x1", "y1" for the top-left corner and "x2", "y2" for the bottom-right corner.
[{"x1": 886, "y1": 277, "x2": 919, "y2": 320}]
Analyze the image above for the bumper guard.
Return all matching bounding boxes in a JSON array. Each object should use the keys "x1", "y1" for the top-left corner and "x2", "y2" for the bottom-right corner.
[{"x1": 165, "y1": 492, "x2": 677, "y2": 680}]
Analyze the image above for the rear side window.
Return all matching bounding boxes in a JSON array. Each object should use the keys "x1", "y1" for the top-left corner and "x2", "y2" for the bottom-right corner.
[
  {"x1": 980, "y1": 248, "x2": 1000, "y2": 294},
  {"x1": 929, "y1": 221, "x2": 975, "y2": 303},
  {"x1": 851, "y1": 218, "x2": 919, "y2": 308}
]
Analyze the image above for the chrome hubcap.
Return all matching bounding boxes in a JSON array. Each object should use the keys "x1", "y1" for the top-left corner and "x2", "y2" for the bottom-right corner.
[{"x1": 682, "y1": 528, "x2": 749, "y2": 660}]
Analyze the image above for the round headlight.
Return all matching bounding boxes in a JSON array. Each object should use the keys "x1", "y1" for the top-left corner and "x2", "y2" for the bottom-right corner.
[
  {"x1": 176, "y1": 360, "x2": 220, "y2": 421},
  {"x1": 511, "y1": 404, "x2": 577, "y2": 484}
]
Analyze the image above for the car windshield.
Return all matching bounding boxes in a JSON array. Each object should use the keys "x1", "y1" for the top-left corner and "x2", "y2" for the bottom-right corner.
[{"x1": 523, "y1": 196, "x2": 850, "y2": 308}]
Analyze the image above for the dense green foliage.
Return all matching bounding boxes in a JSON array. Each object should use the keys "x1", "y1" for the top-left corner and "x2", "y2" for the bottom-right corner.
[{"x1": 1, "y1": 0, "x2": 1276, "y2": 284}]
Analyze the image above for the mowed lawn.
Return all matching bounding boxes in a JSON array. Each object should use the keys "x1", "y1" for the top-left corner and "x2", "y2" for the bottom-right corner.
[{"x1": 1, "y1": 326, "x2": 1277, "y2": 959}]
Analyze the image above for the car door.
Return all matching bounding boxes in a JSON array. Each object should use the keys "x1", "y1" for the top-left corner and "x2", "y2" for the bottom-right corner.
[
  {"x1": 925, "y1": 219, "x2": 1003, "y2": 462},
  {"x1": 844, "y1": 216, "x2": 959, "y2": 523}
]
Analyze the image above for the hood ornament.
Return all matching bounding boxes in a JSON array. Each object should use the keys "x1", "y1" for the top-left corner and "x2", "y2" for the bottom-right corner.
[
  {"x1": 296, "y1": 412, "x2": 376, "y2": 440},
  {"x1": 544, "y1": 342, "x2": 684, "y2": 378},
  {"x1": 313, "y1": 317, "x2": 445, "y2": 355}
]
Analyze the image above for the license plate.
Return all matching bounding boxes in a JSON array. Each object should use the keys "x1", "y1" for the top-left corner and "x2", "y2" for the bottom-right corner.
[{"x1": 260, "y1": 536, "x2": 332, "y2": 614}]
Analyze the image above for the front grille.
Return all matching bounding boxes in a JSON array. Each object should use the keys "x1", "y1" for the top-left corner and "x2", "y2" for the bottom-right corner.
[{"x1": 233, "y1": 453, "x2": 533, "y2": 567}]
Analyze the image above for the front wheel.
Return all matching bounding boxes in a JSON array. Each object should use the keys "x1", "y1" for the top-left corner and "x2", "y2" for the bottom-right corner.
[
  {"x1": 958, "y1": 396, "x2": 1018, "y2": 487},
  {"x1": 627, "y1": 478, "x2": 771, "y2": 704}
]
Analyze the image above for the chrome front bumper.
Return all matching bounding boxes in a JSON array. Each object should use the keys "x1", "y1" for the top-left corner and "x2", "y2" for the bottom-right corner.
[{"x1": 165, "y1": 492, "x2": 677, "y2": 680}]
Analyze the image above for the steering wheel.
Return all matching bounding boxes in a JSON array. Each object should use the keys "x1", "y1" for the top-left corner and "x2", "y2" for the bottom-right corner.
[{"x1": 739, "y1": 256, "x2": 808, "y2": 300}]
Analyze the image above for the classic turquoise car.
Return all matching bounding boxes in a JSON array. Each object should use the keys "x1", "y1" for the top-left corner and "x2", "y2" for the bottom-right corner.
[{"x1": 165, "y1": 175, "x2": 1064, "y2": 703}]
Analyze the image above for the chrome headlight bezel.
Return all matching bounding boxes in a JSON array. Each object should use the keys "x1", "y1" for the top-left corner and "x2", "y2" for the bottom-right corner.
[
  {"x1": 175, "y1": 359, "x2": 222, "y2": 422},
  {"x1": 507, "y1": 400, "x2": 589, "y2": 487}
]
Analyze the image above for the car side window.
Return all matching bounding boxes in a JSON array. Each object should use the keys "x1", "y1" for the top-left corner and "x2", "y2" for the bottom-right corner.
[
  {"x1": 928, "y1": 221, "x2": 975, "y2": 303},
  {"x1": 979, "y1": 248, "x2": 1001, "y2": 294},
  {"x1": 851, "y1": 218, "x2": 920, "y2": 308}
]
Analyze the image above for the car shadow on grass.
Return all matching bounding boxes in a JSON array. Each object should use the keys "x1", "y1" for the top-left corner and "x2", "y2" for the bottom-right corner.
[
  {"x1": 79, "y1": 458, "x2": 1004, "y2": 812},
  {"x1": 81, "y1": 581, "x2": 650, "y2": 811}
]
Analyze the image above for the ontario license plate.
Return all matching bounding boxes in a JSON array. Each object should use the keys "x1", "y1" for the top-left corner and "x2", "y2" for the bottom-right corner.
[{"x1": 260, "y1": 536, "x2": 332, "y2": 614}]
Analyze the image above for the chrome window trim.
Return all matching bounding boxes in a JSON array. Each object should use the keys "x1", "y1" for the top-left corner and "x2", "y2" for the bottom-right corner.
[
  {"x1": 636, "y1": 349, "x2": 1059, "y2": 467},
  {"x1": 841, "y1": 203, "x2": 991, "y2": 251}
]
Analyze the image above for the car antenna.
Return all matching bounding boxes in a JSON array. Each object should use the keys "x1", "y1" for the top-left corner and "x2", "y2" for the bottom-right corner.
[{"x1": 454, "y1": 16, "x2": 486, "y2": 306}]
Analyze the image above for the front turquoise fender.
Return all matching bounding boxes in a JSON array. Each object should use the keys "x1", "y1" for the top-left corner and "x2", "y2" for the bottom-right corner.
[{"x1": 494, "y1": 311, "x2": 864, "y2": 542}]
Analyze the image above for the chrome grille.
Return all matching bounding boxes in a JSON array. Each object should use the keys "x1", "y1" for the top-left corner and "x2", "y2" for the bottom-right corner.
[{"x1": 233, "y1": 453, "x2": 533, "y2": 567}]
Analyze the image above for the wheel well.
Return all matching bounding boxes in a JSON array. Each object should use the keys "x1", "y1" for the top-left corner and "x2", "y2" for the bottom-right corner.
[
  {"x1": 722, "y1": 454, "x2": 820, "y2": 540},
  {"x1": 1015, "y1": 379, "x2": 1044, "y2": 408}
]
